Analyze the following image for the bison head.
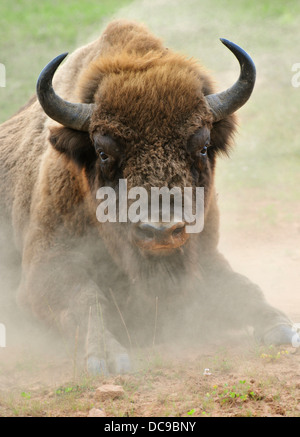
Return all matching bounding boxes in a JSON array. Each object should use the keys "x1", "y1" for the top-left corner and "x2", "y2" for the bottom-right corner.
[{"x1": 36, "y1": 29, "x2": 255, "y2": 269}]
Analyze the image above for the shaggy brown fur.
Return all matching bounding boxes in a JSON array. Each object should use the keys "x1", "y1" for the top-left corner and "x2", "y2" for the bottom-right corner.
[{"x1": 0, "y1": 20, "x2": 291, "y2": 373}]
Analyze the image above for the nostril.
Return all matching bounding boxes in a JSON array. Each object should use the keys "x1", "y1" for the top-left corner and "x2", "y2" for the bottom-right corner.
[
  {"x1": 172, "y1": 226, "x2": 184, "y2": 237},
  {"x1": 142, "y1": 228, "x2": 155, "y2": 240},
  {"x1": 171, "y1": 222, "x2": 186, "y2": 237},
  {"x1": 135, "y1": 224, "x2": 155, "y2": 241}
]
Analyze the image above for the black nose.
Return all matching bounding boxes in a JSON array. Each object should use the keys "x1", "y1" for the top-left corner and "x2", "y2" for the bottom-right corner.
[
  {"x1": 134, "y1": 222, "x2": 188, "y2": 251},
  {"x1": 136, "y1": 222, "x2": 185, "y2": 242}
]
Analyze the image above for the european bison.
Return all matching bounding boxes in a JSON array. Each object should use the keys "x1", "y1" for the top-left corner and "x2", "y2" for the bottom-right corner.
[{"x1": 0, "y1": 20, "x2": 298, "y2": 373}]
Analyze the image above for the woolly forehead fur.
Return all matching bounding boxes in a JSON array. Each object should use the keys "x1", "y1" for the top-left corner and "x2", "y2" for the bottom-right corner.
[{"x1": 77, "y1": 43, "x2": 214, "y2": 143}]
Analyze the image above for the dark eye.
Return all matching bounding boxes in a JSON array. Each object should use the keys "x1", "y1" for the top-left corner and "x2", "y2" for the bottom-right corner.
[
  {"x1": 200, "y1": 146, "x2": 208, "y2": 156},
  {"x1": 99, "y1": 151, "x2": 109, "y2": 162},
  {"x1": 188, "y1": 127, "x2": 211, "y2": 161}
]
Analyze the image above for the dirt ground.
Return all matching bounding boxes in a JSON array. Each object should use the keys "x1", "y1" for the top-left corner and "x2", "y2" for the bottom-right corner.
[
  {"x1": 0, "y1": 223, "x2": 299, "y2": 418},
  {"x1": 0, "y1": 0, "x2": 299, "y2": 419}
]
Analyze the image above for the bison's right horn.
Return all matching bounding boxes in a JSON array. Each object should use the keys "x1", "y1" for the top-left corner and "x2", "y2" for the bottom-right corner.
[
  {"x1": 205, "y1": 39, "x2": 256, "y2": 122},
  {"x1": 36, "y1": 53, "x2": 95, "y2": 132}
]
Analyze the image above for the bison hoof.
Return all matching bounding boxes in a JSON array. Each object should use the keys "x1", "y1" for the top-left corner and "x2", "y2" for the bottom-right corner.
[
  {"x1": 113, "y1": 353, "x2": 131, "y2": 374},
  {"x1": 87, "y1": 356, "x2": 108, "y2": 376},
  {"x1": 87, "y1": 353, "x2": 131, "y2": 375},
  {"x1": 263, "y1": 324, "x2": 300, "y2": 347}
]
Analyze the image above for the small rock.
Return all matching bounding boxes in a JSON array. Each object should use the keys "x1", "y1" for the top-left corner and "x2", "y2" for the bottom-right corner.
[
  {"x1": 95, "y1": 384, "x2": 125, "y2": 401},
  {"x1": 265, "y1": 394, "x2": 274, "y2": 403},
  {"x1": 88, "y1": 408, "x2": 106, "y2": 417},
  {"x1": 274, "y1": 405, "x2": 286, "y2": 416}
]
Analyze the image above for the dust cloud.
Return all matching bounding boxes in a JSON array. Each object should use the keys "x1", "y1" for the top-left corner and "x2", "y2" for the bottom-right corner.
[{"x1": 0, "y1": 0, "x2": 299, "y2": 405}]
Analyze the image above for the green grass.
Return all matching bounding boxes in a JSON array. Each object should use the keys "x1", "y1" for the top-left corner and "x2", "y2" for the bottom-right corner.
[
  {"x1": 1, "y1": 0, "x2": 299, "y2": 227},
  {"x1": 199, "y1": 0, "x2": 299, "y2": 24},
  {"x1": 0, "y1": 0, "x2": 299, "y2": 419},
  {"x1": 113, "y1": 0, "x2": 300, "y2": 228},
  {"x1": 0, "y1": 0, "x2": 132, "y2": 122}
]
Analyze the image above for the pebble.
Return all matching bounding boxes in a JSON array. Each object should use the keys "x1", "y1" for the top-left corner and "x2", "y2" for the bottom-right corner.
[
  {"x1": 88, "y1": 408, "x2": 106, "y2": 417},
  {"x1": 95, "y1": 384, "x2": 125, "y2": 401}
]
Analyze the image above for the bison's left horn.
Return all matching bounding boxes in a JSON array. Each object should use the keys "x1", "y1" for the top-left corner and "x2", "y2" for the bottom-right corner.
[
  {"x1": 36, "y1": 53, "x2": 95, "y2": 131},
  {"x1": 205, "y1": 39, "x2": 256, "y2": 122}
]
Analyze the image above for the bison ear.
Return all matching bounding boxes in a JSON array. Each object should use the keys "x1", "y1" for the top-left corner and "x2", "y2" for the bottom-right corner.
[
  {"x1": 49, "y1": 126, "x2": 97, "y2": 168},
  {"x1": 210, "y1": 113, "x2": 237, "y2": 155}
]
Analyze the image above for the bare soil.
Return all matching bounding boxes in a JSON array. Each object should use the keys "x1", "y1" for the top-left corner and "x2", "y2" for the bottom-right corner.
[
  {"x1": 0, "y1": 224, "x2": 299, "y2": 417},
  {"x1": 0, "y1": 0, "x2": 299, "y2": 416}
]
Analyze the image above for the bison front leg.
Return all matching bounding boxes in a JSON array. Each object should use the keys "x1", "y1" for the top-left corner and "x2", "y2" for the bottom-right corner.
[
  {"x1": 202, "y1": 252, "x2": 299, "y2": 346},
  {"x1": 17, "y1": 250, "x2": 131, "y2": 374}
]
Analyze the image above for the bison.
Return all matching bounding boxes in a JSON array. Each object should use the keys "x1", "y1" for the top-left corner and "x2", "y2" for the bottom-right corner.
[{"x1": 0, "y1": 20, "x2": 298, "y2": 374}]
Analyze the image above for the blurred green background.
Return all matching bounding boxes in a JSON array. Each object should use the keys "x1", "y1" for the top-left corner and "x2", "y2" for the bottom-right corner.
[{"x1": 0, "y1": 0, "x2": 299, "y2": 234}]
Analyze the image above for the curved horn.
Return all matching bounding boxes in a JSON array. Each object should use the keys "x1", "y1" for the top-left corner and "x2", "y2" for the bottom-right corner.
[
  {"x1": 205, "y1": 39, "x2": 256, "y2": 122},
  {"x1": 36, "y1": 53, "x2": 95, "y2": 131}
]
